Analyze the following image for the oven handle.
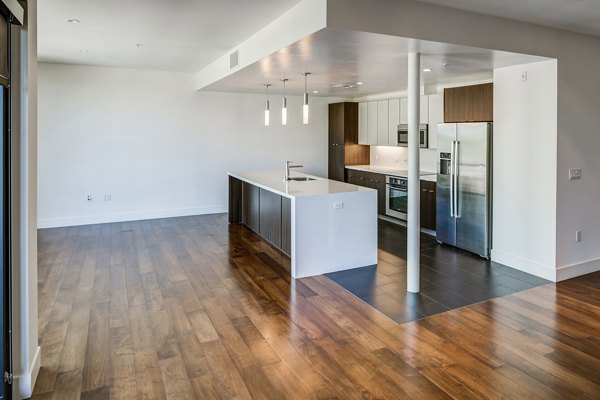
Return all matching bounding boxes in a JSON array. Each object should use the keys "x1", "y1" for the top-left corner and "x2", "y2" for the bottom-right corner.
[{"x1": 386, "y1": 184, "x2": 408, "y2": 191}]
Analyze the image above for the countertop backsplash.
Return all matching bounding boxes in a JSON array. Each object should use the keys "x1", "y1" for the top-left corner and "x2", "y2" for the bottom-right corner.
[{"x1": 369, "y1": 146, "x2": 437, "y2": 173}]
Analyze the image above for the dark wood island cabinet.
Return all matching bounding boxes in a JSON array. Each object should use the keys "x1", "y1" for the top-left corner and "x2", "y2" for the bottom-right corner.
[{"x1": 229, "y1": 177, "x2": 291, "y2": 256}]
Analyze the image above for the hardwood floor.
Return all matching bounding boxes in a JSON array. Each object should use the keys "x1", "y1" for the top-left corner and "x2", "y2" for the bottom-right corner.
[
  {"x1": 33, "y1": 214, "x2": 600, "y2": 399},
  {"x1": 327, "y1": 219, "x2": 549, "y2": 323}
]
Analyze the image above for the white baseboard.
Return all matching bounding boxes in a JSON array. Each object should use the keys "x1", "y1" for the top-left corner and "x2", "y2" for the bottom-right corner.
[
  {"x1": 37, "y1": 205, "x2": 227, "y2": 228},
  {"x1": 556, "y1": 258, "x2": 600, "y2": 282},
  {"x1": 491, "y1": 249, "x2": 557, "y2": 281},
  {"x1": 13, "y1": 345, "x2": 41, "y2": 400}
]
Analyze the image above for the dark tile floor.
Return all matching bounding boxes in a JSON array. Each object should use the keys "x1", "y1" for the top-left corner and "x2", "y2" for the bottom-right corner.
[{"x1": 326, "y1": 219, "x2": 550, "y2": 324}]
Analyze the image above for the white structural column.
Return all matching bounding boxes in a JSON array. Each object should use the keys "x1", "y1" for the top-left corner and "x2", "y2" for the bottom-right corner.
[{"x1": 407, "y1": 52, "x2": 420, "y2": 293}]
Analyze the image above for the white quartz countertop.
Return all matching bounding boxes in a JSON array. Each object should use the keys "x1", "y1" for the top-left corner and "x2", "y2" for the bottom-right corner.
[
  {"x1": 228, "y1": 170, "x2": 376, "y2": 199},
  {"x1": 345, "y1": 165, "x2": 437, "y2": 178}
]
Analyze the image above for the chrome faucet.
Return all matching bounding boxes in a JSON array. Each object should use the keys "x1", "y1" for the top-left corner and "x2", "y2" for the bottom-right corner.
[{"x1": 285, "y1": 161, "x2": 303, "y2": 180}]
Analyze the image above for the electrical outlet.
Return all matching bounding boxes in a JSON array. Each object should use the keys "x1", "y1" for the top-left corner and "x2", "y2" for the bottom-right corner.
[
  {"x1": 576, "y1": 230, "x2": 582, "y2": 243},
  {"x1": 333, "y1": 202, "x2": 344, "y2": 210},
  {"x1": 569, "y1": 168, "x2": 582, "y2": 180},
  {"x1": 86, "y1": 194, "x2": 92, "y2": 201},
  {"x1": 521, "y1": 71, "x2": 528, "y2": 82},
  {"x1": 104, "y1": 194, "x2": 112, "y2": 201}
]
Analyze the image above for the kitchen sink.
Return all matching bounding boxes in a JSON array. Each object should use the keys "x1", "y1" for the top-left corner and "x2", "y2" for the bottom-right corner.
[{"x1": 288, "y1": 177, "x2": 316, "y2": 181}]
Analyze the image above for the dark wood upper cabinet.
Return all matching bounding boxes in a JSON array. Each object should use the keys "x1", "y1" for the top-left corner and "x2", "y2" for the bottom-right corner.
[
  {"x1": 328, "y1": 103, "x2": 370, "y2": 182},
  {"x1": 444, "y1": 83, "x2": 493, "y2": 123}
]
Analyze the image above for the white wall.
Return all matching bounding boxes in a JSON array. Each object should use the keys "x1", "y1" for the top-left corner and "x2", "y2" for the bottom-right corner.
[
  {"x1": 38, "y1": 63, "x2": 330, "y2": 228},
  {"x1": 492, "y1": 60, "x2": 557, "y2": 280}
]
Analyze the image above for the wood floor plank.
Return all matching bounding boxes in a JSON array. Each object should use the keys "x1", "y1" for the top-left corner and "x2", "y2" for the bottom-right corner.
[{"x1": 32, "y1": 215, "x2": 600, "y2": 400}]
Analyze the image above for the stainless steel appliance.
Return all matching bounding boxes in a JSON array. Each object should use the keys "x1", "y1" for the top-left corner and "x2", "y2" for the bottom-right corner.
[
  {"x1": 436, "y1": 122, "x2": 492, "y2": 258},
  {"x1": 386, "y1": 175, "x2": 408, "y2": 220},
  {"x1": 398, "y1": 124, "x2": 428, "y2": 148}
]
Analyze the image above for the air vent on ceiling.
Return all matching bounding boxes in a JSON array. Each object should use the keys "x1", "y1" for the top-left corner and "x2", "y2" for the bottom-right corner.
[{"x1": 230, "y1": 50, "x2": 239, "y2": 69}]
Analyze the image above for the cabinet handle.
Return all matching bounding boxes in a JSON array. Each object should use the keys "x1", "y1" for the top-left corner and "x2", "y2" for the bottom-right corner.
[{"x1": 429, "y1": 190, "x2": 435, "y2": 193}]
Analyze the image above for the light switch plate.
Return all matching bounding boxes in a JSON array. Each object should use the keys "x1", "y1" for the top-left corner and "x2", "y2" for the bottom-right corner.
[
  {"x1": 576, "y1": 230, "x2": 582, "y2": 243},
  {"x1": 333, "y1": 202, "x2": 344, "y2": 210},
  {"x1": 569, "y1": 168, "x2": 582, "y2": 180}
]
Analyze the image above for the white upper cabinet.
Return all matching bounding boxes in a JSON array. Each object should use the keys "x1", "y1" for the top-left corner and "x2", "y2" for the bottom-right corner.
[
  {"x1": 377, "y1": 100, "x2": 389, "y2": 146},
  {"x1": 388, "y1": 98, "x2": 400, "y2": 146},
  {"x1": 400, "y1": 95, "x2": 429, "y2": 124},
  {"x1": 367, "y1": 101, "x2": 378, "y2": 145},
  {"x1": 427, "y1": 93, "x2": 443, "y2": 149},
  {"x1": 358, "y1": 102, "x2": 368, "y2": 145},
  {"x1": 358, "y1": 95, "x2": 438, "y2": 147}
]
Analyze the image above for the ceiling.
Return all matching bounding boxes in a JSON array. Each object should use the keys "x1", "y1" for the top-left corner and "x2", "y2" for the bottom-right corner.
[
  {"x1": 416, "y1": 0, "x2": 600, "y2": 37},
  {"x1": 38, "y1": 0, "x2": 600, "y2": 75},
  {"x1": 38, "y1": 0, "x2": 302, "y2": 72},
  {"x1": 204, "y1": 28, "x2": 548, "y2": 97}
]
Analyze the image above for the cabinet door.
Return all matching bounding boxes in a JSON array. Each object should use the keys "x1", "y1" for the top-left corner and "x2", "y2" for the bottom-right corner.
[
  {"x1": 376, "y1": 179, "x2": 386, "y2": 215},
  {"x1": 281, "y1": 197, "x2": 292, "y2": 256},
  {"x1": 367, "y1": 101, "x2": 378, "y2": 145},
  {"x1": 328, "y1": 103, "x2": 344, "y2": 145},
  {"x1": 242, "y1": 182, "x2": 260, "y2": 233},
  {"x1": 388, "y1": 98, "x2": 400, "y2": 146},
  {"x1": 259, "y1": 189, "x2": 282, "y2": 248},
  {"x1": 358, "y1": 102, "x2": 368, "y2": 145},
  {"x1": 420, "y1": 181, "x2": 437, "y2": 230},
  {"x1": 420, "y1": 95, "x2": 429, "y2": 124},
  {"x1": 427, "y1": 93, "x2": 443, "y2": 149},
  {"x1": 377, "y1": 100, "x2": 389, "y2": 146},
  {"x1": 444, "y1": 83, "x2": 493, "y2": 122},
  {"x1": 400, "y1": 95, "x2": 429, "y2": 124},
  {"x1": 328, "y1": 144, "x2": 345, "y2": 182}
]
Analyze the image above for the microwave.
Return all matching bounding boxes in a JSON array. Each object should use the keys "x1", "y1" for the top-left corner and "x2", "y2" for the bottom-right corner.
[{"x1": 398, "y1": 124, "x2": 428, "y2": 148}]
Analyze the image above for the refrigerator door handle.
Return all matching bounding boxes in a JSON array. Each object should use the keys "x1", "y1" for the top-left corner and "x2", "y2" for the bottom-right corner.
[
  {"x1": 450, "y1": 140, "x2": 455, "y2": 217},
  {"x1": 455, "y1": 140, "x2": 460, "y2": 218}
]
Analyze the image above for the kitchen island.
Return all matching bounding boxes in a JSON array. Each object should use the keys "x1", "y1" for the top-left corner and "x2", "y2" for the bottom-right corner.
[{"x1": 228, "y1": 171, "x2": 377, "y2": 278}]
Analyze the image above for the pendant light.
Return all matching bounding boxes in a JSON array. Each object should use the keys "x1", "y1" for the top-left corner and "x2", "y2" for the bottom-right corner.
[
  {"x1": 302, "y1": 72, "x2": 311, "y2": 124},
  {"x1": 264, "y1": 83, "x2": 271, "y2": 126},
  {"x1": 281, "y1": 78, "x2": 288, "y2": 125}
]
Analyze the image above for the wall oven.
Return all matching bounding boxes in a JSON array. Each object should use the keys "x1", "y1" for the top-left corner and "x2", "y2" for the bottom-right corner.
[
  {"x1": 398, "y1": 124, "x2": 429, "y2": 148},
  {"x1": 386, "y1": 175, "x2": 408, "y2": 220}
]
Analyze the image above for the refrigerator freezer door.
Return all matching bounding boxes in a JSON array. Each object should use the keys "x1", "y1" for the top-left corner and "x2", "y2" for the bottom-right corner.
[
  {"x1": 436, "y1": 124, "x2": 457, "y2": 246},
  {"x1": 456, "y1": 123, "x2": 490, "y2": 257}
]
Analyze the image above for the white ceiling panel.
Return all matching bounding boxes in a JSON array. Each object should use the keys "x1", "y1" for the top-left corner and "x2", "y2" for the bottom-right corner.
[
  {"x1": 38, "y1": 0, "x2": 302, "y2": 72},
  {"x1": 204, "y1": 28, "x2": 549, "y2": 97}
]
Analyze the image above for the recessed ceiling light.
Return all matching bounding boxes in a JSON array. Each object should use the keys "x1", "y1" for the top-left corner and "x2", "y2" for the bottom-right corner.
[
  {"x1": 356, "y1": 81, "x2": 364, "y2": 85},
  {"x1": 79, "y1": 49, "x2": 89, "y2": 53},
  {"x1": 65, "y1": 18, "x2": 80, "y2": 23},
  {"x1": 423, "y1": 68, "x2": 433, "y2": 72},
  {"x1": 332, "y1": 84, "x2": 343, "y2": 88},
  {"x1": 313, "y1": 90, "x2": 319, "y2": 94}
]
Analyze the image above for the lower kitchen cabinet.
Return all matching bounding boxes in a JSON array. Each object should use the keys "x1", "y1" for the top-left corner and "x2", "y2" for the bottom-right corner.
[
  {"x1": 345, "y1": 169, "x2": 386, "y2": 215},
  {"x1": 281, "y1": 197, "x2": 291, "y2": 256},
  {"x1": 259, "y1": 188, "x2": 282, "y2": 248},
  {"x1": 233, "y1": 178, "x2": 291, "y2": 256},
  {"x1": 242, "y1": 182, "x2": 260, "y2": 233},
  {"x1": 420, "y1": 180, "x2": 437, "y2": 231}
]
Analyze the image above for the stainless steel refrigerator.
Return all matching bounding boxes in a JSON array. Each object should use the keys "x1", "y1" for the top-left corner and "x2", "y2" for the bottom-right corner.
[{"x1": 436, "y1": 123, "x2": 492, "y2": 258}]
